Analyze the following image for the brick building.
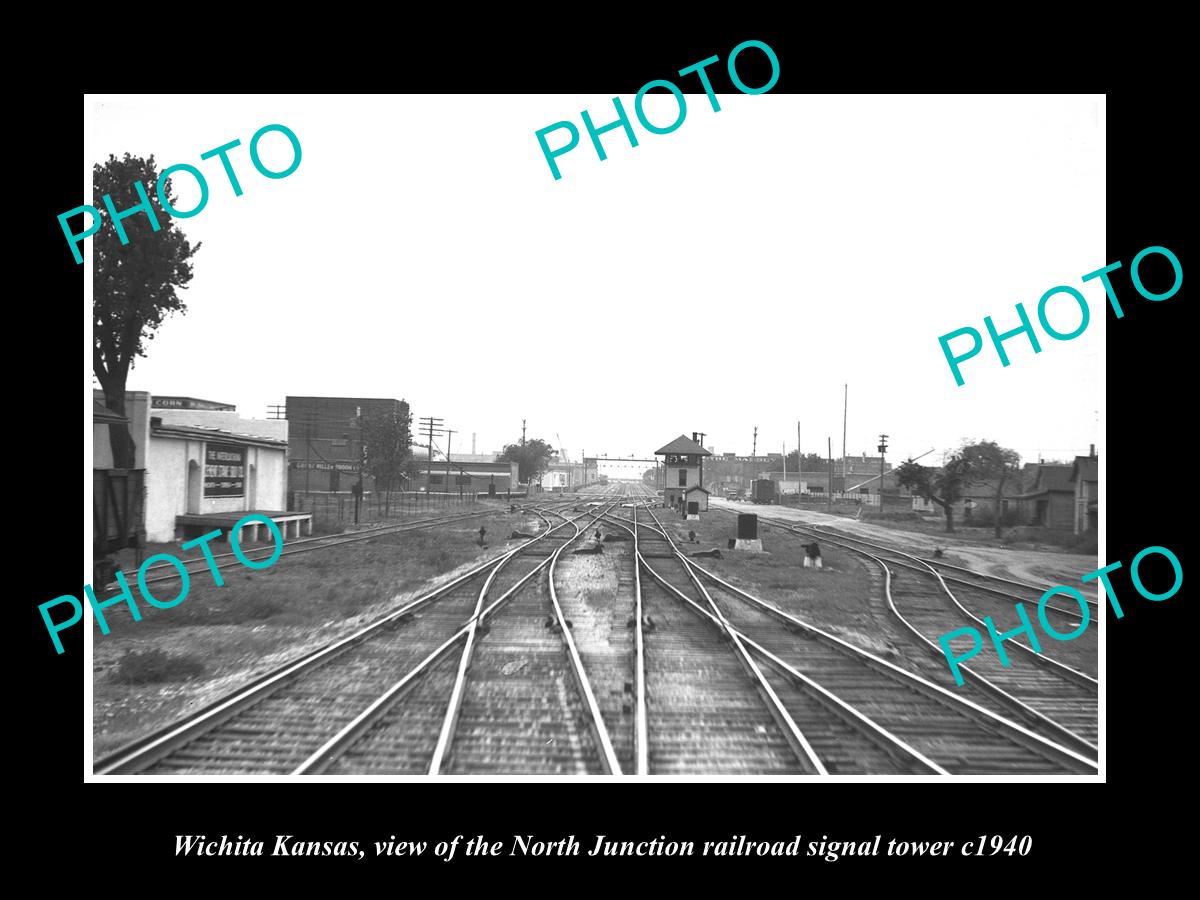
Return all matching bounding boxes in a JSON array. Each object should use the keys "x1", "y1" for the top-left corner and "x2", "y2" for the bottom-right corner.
[{"x1": 285, "y1": 396, "x2": 410, "y2": 494}]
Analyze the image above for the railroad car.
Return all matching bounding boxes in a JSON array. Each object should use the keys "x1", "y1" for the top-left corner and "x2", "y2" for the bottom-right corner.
[{"x1": 751, "y1": 479, "x2": 776, "y2": 504}]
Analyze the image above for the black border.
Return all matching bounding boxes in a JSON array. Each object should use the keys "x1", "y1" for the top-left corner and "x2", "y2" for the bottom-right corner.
[{"x1": 23, "y1": 23, "x2": 1189, "y2": 881}]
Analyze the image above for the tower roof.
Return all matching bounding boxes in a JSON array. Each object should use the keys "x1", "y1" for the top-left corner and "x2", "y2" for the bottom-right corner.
[{"x1": 655, "y1": 434, "x2": 711, "y2": 456}]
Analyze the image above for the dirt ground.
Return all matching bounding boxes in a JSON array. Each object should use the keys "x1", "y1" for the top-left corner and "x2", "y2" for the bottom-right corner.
[
  {"x1": 627, "y1": 506, "x2": 901, "y2": 662},
  {"x1": 710, "y1": 499, "x2": 1098, "y2": 592},
  {"x1": 92, "y1": 505, "x2": 545, "y2": 760}
]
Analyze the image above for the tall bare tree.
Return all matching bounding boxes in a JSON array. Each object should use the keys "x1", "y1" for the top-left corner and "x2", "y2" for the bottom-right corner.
[{"x1": 92, "y1": 153, "x2": 201, "y2": 468}]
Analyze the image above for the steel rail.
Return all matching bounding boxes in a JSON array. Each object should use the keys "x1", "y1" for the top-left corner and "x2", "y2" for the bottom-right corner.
[
  {"x1": 608, "y1": 510, "x2": 1098, "y2": 774},
  {"x1": 793, "y1": 519, "x2": 1099, "y2": 616},
  {"x1": 650, "y1": 552, "x2": 948, "y2": 775},
  {"x1": 138, "y1": 501, "x2": 568, "y2": 587},
  {"x1": 137, "y1": 506, "x2": 500, "y2": 578},
  {"x1": 631, "y1": 503, "x2": 649, "y2": 776},
  {"x1": 546, "y1": 509, "x2": 624, "y2": 775},
  {"x1": 609, "y1": 513, "x2": 945, "y2": 777},
  {"x1": 784, "y1": 521, "x2": 1098, "y2": 689},
  {"x1": 428, "y1": 502, "x2": 621, "y2": 775},
  {"x1": 294, "y1": 496, "x2": 635, "y2": 775},
  {"x1": 917, "y1": 556, "x2": 1100, "y2": 610},
  {"x1": 727, "y1": 509, "x2": 1096, "y2": 684},
  {"x1": 779, "y1": 525, "x2": 1099, "y2": 760},
  {"x1": 636, "y1": 504, "x2": 827, "y2": 776},
  {"x1": 94, "y1": 501, "x2": 576, "y2": 775}
]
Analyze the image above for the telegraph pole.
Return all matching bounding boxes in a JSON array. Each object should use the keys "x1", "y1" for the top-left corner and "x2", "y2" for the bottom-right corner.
[
  {"x1": 796, "y1": 421, "x2": 802, "y2": 497},
  {"x1": 445, "y1": 428, "x2": 457, "y2": 508},
  {"x1": 696, "y1": 431, "x2": 706, "y2": 490},
  {"x1": 304, "y1": 409, "x2": 311, "y2": 507},
  {"x1": 355, "y1": 406, "x2": 363, "y2": 525},
  {"x1": 419, "y1": 416, "x2": 444, "y2": 510},
  {"x1": 521, "y1": 419, "x2": 526, "y2": 446},
  {"x1": 842, "y1": 384, "x2": 848, "y2": 485},
  {"x1": 877, "y1": 434, "x2": 889, "y2": 508}
]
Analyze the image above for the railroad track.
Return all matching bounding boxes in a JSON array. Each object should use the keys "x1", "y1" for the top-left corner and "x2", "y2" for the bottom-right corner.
[
  {"x1": 601, "y1": 506, "x2": 1097, "y2": 775},
  {"x1": 100, "y1": 481, "x2": 1096, "y2": 775},
  {"x1": 137, "y1": 501, "x2": 548, "y2": 588},
  {"x1": 730, "y1": 511, "x2": 1098, "y2": 758},
  {"x1": 95, "y1": 495, "x2": 624, "y2": 775},
  {"x1": 783, "y1": 522, "x2": 1099, "y2": 679},
  {"x1": 918, "y1": 556, "x2": 1100, "y2": 612}
]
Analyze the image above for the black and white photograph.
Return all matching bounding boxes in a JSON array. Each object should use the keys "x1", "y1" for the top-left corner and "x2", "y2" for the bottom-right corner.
[{"x1": 75, "y1": 90, "x2": 1116, "y2": 780}]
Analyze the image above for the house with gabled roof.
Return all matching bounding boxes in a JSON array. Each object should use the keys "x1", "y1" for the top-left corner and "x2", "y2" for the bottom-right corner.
[
  {"x1": 1014, "y1": 463, "x2": 1076, "y2": 530},
  {"x1": 1070, "y1": 450, "x2": 1098, "y2": 534}
]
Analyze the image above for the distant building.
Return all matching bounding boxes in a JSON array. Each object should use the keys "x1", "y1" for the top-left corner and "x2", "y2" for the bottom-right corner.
[
  {"x1": 285, "y1": 396, "x2": 410, "y2": 494},
  {"x1": 954, "y1": 476, "x2": 1028, "y2": 523},
  {"x1": 839, "y1": 455, "x2": 896, "y2": 493},
  {"x1": 704, "y1": 454, "x2": 788, "y2": 493},
  {"x1": 416, "y1": 458, "x2": 519, "y2": 494}
]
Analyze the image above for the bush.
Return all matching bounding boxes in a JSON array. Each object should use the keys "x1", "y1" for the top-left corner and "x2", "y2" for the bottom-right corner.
[
  {"x1": 1068, "y1": 529, "x2": 1098, "y2": 554},
  {"x1": 1000, "y1": 526, "x2": 1097, "y2": 554},
  {"x1": 968, "y1": 506, "x2": 1019, "y2": 527},
  {"x1": 862, "y1": 508, "x2": 925, "y2": 523},
  {"x1": 112, "y1": 648, "x2": 206, "y2": 684}
]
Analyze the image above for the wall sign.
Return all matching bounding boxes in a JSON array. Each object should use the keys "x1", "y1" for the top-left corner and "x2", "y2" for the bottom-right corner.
[{"x1": 204, "y1": 442, "x2": 246, "y2": 497}]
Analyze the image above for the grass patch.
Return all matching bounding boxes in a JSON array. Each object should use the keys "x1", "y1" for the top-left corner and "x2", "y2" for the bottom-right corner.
[{"x1": 111, "y1": 648, "x2": 206, "y2": 684}]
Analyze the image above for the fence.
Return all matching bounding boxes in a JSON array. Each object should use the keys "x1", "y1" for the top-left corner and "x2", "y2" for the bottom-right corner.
[
  {"x1": 289, "y1": 489, "x2": 482, "y2": 529},
  {"x1": 781, "y1": 492, "x2": 881, "y2": 508}
]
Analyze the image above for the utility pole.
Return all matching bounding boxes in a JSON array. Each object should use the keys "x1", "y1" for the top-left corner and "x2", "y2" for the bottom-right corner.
[
  {"x1": 877, "y1": 434, "x2": 889, "y2": 508},
  {"x1": 827, "y1": 437, "x2": 834, "y2": 511},
  {"x1": 696, "y1": 430, "x2": 706, "y2": 490},
  {"x1": 445, "y1": 428, "x2": 456, "y2": 507},
  {"x1": 419, "y1": 416, "x2": 444, "y2": 510},
  {"x1": 842, "y1": 384, "x2": 848, "y2": 486},
  {"x1": 752, "y1": 425, "x2": 757, "y2": 458},
  {"x1": 782, "y1": 442, "x2": 787, "y2": 496},
  {"x1": 796, "y1": 421, "x2": 802, "y2": 497},
  {"x1": 521, "y1": 419, "x2": 526, "y2": 446},
  {"x1": 355, "y1": 406, "x2": 363, "y2": 525},
  {"x1": 304, "y1": 409, "x2": 311, "y2": 508}
]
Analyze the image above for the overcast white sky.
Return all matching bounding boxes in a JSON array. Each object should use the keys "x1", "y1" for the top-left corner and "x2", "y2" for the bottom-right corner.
[{"x1": 86, "y1": 94, "x2": 1103, "y2": 470}]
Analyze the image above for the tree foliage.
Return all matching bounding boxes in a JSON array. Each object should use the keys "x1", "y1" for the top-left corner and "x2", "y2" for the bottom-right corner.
[
  {"x1": 362, "y1": 404, "x2": 415, "y2": 514},
  {"x1": 784, "y1": 451, "x2": 829, "y2": 472},
  {"x1": 958, "y1": 439, "x2": 1022, "y2": 538},
  {"x1": 93, "y1": 153, "x2": 201, "y2": 467},
  {"x1": 499, "y1": 438, "x2": 557, "y2": 483},
  {"x1": 896, "y1": 454, "x2": 971, "y2": 532}
]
